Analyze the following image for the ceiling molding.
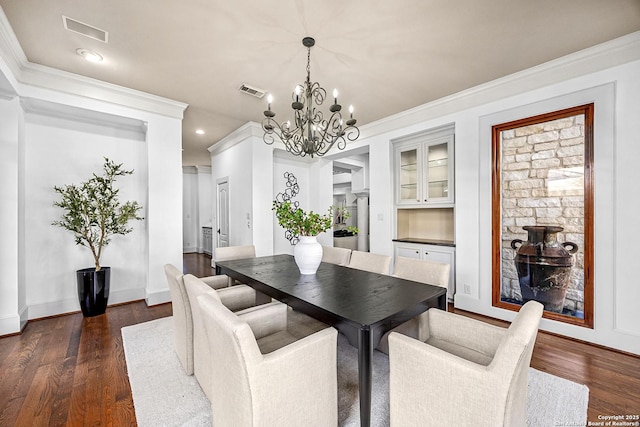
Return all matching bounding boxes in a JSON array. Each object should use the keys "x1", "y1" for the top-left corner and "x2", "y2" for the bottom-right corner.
[
  {"x1": 0, "y1": 8, "x2": 27, "y2": 78},
  {"x1": 207, "y1": 121, "x2": 264, "y2": 155},
  {"x1": 21, "y1": 97, "x2": 148, "y2": 140},
  {"x1": 182, "y1": 166, "x2": 198, "y2": 174},
  {"x1": 358, "y1": 31, "x2": 640, "y2": 141},
  {"x1": 0, "y1": 8, "x2": 187, "y2": 120}
]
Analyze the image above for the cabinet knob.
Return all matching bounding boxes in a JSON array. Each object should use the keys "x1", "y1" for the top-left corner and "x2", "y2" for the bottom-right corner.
[
  {"x1": 424, "y1": 252, "x2": 429, "y2": 255},
  {"x1": 415, "y1": 250, "x2": 419, "y2": 254}
]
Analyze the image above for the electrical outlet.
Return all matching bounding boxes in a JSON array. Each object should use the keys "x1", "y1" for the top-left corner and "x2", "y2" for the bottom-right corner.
[{"x1": 464, "y1": 284, "x2": 471, "y2": 294}]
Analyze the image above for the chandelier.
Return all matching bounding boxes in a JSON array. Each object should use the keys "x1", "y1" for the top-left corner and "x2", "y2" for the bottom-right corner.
[{"x1": 262, "y1": 37, "x2": 360, "y2": 158}]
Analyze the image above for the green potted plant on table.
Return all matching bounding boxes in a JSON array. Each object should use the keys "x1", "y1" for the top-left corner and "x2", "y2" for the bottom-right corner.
[
  {"x1": 272, "y1": 200, "x2": 333, "y2": 274},
  {"x1": 52, "y1": 158, "x2": 143, "y2": 317}
]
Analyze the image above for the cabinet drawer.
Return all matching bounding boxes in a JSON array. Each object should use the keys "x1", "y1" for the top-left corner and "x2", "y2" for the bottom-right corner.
[
  {"x1": 396, "y1": 246, "x2": 422, "y2": 259},
  {"x1": 422, "y1": 249, "x2": 452, "y2": 265}
]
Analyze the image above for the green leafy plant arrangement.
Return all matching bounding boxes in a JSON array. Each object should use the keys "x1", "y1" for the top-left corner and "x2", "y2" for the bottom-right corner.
[
  {"x1": 272, "y1": 200, "x2": 333, "y2": 237},
  {"x1": 52, "y1": 158, "x2": 144, "y2": 271},
  {"x1": 334, "y1": 206, "x2": 359, "y2": 235},
  {"x1": 346, "y1": 225, "x2": 360, "y2": 235}
]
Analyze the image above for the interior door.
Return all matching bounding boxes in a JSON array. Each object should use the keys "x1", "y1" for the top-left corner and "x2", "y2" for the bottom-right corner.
[{"x1": 217, "y1": 178, "x2": 229, "y2": 248}]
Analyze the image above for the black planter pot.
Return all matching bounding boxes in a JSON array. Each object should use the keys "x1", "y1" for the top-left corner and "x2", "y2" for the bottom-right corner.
[{"x1": 76, "y1": 267, "x2": 111, "y2": 317}]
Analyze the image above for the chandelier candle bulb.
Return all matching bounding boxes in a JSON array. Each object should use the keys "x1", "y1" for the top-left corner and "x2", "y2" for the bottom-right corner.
[
  {"x1": 330, "y1": 88, "x2": 341, "y2": 113},
  {"x1": 346, "y1": 105, "x2": 357, "y2": 126},
  {"x1": 264, "y1": 94, "x2": 275, "y2": 118},
  {"x1": 261, "y1": 36, "x2": 360, "y2": 158}
]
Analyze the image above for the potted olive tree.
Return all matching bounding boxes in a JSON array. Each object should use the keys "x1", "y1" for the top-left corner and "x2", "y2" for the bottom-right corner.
[{"x1": 52, "y1": 158, "x2": 143, "y2": 317}]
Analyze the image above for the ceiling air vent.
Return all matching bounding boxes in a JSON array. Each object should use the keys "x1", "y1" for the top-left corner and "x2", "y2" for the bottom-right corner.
[
  {"x1": 238, "y1": 84, "x2": 266, "y2": 99},
  {"x1": 63, "y1": 16, "x2": 108, "y2": 43}
]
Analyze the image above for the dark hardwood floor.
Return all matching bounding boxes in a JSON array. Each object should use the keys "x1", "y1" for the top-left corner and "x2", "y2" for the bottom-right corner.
[{"x1": 0, "y1": 252, "x2": 638, "y2": 426}]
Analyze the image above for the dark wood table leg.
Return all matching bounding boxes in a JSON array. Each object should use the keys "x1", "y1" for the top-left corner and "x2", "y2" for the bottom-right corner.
[
  {"x1": 438, "y1": 293, "x2": 447, "y2": 310},
  {"x1": 358, "y1": 326, "x2": 373, "y2": 427}
]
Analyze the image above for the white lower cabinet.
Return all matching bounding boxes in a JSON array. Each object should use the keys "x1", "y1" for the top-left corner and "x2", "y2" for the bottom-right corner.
[
  {"x1": 393, "y1": 242, "x2": 455, "y2": 301},
  {"x1": 202, "y1": 227, "x2": 213, "y2": 256}
]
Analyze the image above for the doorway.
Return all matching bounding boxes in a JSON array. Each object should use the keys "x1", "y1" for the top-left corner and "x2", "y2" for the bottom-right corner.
[{"x1": 216, "y1": 177, "x2": 229, "y2": 248}]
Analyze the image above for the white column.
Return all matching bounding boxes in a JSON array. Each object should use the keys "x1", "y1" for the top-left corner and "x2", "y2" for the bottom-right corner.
[
  {"x1": 145, "y1": 115, "x2": 184, "y2": 306},
  {"x1": 0, "y1": 96, "x2": 26, "y2": 334},
  {"x1": 354, "y1": 192, "x2": 369, "y2": 252}
]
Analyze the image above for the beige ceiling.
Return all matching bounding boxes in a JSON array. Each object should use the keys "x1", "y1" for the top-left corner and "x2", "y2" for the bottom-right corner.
[{"x1": 1, "y1": 1, "x2": 639, "y2": 165}]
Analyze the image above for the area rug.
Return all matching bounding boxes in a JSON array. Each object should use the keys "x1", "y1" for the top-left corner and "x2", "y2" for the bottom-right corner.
[{"x1": 122, "y1": 316, "x2": 589, "y2": 427}]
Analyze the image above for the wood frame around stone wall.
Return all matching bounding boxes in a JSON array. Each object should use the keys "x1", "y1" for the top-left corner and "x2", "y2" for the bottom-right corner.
[{"x1": 491, "y1": 104, "x2": 594, "y2": 328}]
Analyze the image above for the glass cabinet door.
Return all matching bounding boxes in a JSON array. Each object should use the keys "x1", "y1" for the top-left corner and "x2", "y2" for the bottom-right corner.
[
  {"x1": 394, "y1": 127, "x2": 454, "y2": 206},
  {"x1": 424, "y1": 140, "x2": 450, "y2": 202},
  {"x1": 398, "y1": 146, "x2": 419, "y2": 203}
]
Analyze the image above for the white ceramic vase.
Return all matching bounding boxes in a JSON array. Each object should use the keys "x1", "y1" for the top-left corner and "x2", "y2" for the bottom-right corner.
[{"x1": 293, "y1": 235, "x2": 323, "y2": 274}]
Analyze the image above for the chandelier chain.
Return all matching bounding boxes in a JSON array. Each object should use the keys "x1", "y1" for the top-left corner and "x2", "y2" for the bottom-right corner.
[{"x1": 306, "y1": 46, "x2": 311, "y2": 84}]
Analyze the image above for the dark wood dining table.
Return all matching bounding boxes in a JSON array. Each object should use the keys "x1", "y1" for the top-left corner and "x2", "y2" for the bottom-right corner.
[{"x1": 216, "y1": 254, "x2": 447, "y2": 427}]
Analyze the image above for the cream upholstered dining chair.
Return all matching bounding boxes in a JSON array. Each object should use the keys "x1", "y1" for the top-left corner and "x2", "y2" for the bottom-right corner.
[
  {"x1": 321, "y1": 246, "x2": 352, "y2": 266},
  {"x1": 163, "y1": 264, "x2": 230, "y2": 375},
  {"x1": 183, "y1": 274, "x2": 274, "y2": 401},
  {"x1": 198, "y1": 291, "x2": 338, "y2": 427},
  {"x1": 377, "y1": 256, "x2": 451, "y2": 354},
  {"x1": 214, "y1": 244, "x2": 256, "y2": 264},
  {"x1": 388, "y1": 300, "x2": 543, "y2": 427},
  {"x1": 347, "y1": 250, "x2": 392, "y2": 275},
  {"x1": 392, "y1": 256, "x2": 450, "y2": 288},
  {"x1": 214, "y1": 244, "x2": 256, "y2": 285}
]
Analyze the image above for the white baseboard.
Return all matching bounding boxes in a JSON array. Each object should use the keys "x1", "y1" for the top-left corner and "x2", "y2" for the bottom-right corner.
[
  {"x1": 27, "y1": 287, "x2": 148, "y2": 320},
  {"x1": 19, "y1": 304, "x2": 28, "y2": 331},
  {"x1": 109, "y1": 287, "x2": 146, "y2": 305},
  {"x1": 28, "y1": 297, "x2": 79, "y2": 320},
  {"x1": 0, "y1": 313, "x2": 21, "y2": 335},
  {"x1": 146, "y1": 289, "x2": 171, "y2": 306}
]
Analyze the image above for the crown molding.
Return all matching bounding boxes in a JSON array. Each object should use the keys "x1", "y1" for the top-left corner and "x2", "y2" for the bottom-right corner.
[
  {"x1": 20, "y1": 97, "x2": 147, "y2": 139},
  {"x1": 359, "y1": 31, "x2": 640, "y2": 140},
  {"x1": 182, "y1": 166, "x2": 198, "y2": 174},
  {"x1": 208, "y1": 121, "x2": 264, "y2": 155},
  {"x1": 0, "y1": 8, "x2": 187, "y2": 119}
]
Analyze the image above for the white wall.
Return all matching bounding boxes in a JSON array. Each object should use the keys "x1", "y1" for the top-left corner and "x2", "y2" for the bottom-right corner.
[
  {"x1": 24, "y1": 106, "x2": 148, "y2": 317},
  {"x1": 356, "y1": 38, "x2": 640, "y2": 354},
  {"x1": 209, "y1": 123, "x2": 275, "y2": 259},
  {"x1": 309, "y1": 158, "x2": 335, "y2": 248},
  {"x1": 272, "y1": 153, "x2": 311, "y2": 255},
  {"x1": 182, "y1": 167, "x2": 198, "y2": 252},
  {"x1": 0, "y1": 53, "x2": 185, "y2": 331},
  {"x1": 251, "y1": 141, "x2": 275, "y2": 256}
]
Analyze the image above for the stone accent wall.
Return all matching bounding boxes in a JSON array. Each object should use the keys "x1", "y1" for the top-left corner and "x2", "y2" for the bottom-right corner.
[{"x1": 500, "y1": 114, "x2": 585, "y2": 314}]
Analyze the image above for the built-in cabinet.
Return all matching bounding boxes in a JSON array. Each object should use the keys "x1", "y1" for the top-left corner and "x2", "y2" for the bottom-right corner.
[
  {"x1": 392, "y1": 123, "x2": 456, "y2": 301},
  {"x1": 394, "y1": 130, "x2": 454, "y2": 206},
  {"x1": 393, "y1": 241, "x2": 456, "y2": 301},
  {"x1": 202, "y1": 227, "x2": 213, "y2": 256}
]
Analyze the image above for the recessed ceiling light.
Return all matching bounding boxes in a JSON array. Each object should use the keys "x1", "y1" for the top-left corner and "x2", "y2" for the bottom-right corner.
[
  {"x1": 76, "y1": 48, "x2": 103, "y2": 63},
  {"x1": 195, "y1": 129, "x2": 205, "y2": 135}
]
